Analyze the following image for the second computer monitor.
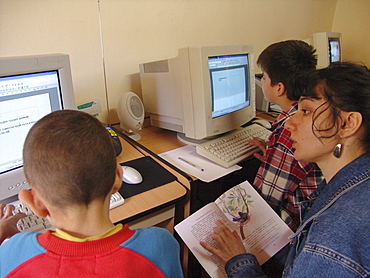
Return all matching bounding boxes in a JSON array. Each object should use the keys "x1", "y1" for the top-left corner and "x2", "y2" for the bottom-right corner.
[
  {"x1": 140, "y1": 45, "x2": 256, "y2": 142},
  {"x1": 313, "y1": 32, "x2": 342, "y2": 69},
  {"x1": 0, "y1": 53, "x2": 76, "y2": 202}
]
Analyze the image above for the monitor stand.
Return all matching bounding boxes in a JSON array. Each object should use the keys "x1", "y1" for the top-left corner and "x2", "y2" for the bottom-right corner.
[{"x1": 177, "y1": 133, "x2": 217, "y2": 146}]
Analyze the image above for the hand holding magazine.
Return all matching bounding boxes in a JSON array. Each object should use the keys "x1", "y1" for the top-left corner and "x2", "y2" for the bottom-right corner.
[{"x1": 175, "y1": 181, "x2": 293, "y2": 278}]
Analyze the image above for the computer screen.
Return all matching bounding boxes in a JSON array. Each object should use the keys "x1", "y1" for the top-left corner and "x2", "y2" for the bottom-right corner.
[
  {"x1": 328, "y1": 37, "x2": 341, "y2": 63},
  {"x1": 139, "y1": 45, "x2": 256, "y2": 143},
  {"x1": 209, "y1": 54, "x2": 250, "y2": 118},
  {"x1": 313, "y1": 32, "x2": 342, "y2": 68},
  {"x1": 0, "y1": 54, "x2": 75, "y2": 202}
]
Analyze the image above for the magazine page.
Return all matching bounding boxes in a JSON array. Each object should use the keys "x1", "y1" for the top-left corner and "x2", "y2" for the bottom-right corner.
[
  {"x1": 214, "y1": 181, "x2": 294, "y2": 265},
  {"x1": 175, "y1": 180, "x2": 294, "y2": 278},
  {"x1": 175, "y1": 202, "x2": 237, "y2": 278}
]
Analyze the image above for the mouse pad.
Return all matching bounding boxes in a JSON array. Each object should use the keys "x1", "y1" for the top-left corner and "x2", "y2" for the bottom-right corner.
[{"x1": 119, "y1": 156, "x2": 176, "y2": 198}]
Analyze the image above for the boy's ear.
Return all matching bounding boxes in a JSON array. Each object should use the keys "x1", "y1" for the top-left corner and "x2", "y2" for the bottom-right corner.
[
  {"x1": 18, "y1": 189, "x2": 49, "y2": 218},
  {"x1": 111, "y1": 163, "x2": 123, "y2": 194},
  {"x1": 276, "y1": 82, "x2": 286, "y2": 97}
]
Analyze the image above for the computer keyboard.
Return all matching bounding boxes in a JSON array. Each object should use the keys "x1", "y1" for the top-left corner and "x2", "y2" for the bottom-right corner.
[
  {"x1": 196, "y1": 124, "x2": 272, "y2": 168},
  {"x1": 9, "y1": 192, "x2": 124, "y2": 233},
  {"x1": 11, "y1": 201, "x2": 53, "y2": 233},
  {"x1": 110, "y1": 191, "x2": 125, "y2": 209}
]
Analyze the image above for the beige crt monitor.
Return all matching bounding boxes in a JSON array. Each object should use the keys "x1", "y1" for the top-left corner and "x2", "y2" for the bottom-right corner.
[
  {"x1": 139, "y1": 45, "x2": 256, "y2": 142},
  {"x1": 313, "y1": 32, "x2": 342, "y2": 69},
  {"x1": 0, "y1": 54, "x2": 75, "y2": 202}
]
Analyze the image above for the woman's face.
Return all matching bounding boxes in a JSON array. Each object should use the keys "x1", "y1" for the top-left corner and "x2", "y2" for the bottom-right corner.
[{"x1": 285, "y1": 90, "x2": 339, "y2": 164}]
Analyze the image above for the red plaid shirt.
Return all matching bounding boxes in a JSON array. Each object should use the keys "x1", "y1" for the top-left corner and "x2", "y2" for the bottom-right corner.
[{"x1": 253, "y1": 102, "x2": 324, "y2": 231}]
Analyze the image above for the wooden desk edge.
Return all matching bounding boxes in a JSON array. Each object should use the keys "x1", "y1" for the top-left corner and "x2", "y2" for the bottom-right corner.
[
  {"x1": 110, "y1": 180, "x2": 187, "y2": 224},
  {"x1": 112, "y1": 125, "x2": 194, "y2": 186}
]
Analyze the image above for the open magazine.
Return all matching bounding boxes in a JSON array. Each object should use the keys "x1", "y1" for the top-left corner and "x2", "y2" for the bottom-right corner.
[{"x1": 175, "y1": 181, "x2": 293, "y2": 278}]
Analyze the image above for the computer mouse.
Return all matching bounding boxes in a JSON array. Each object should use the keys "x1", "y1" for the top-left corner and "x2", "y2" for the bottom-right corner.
[
  {"x1": 121, "y1": 166, "x2": 143, "y2": 184},
  {"x1": 252, "y1": 119, "x2": 272, "y2": 130}
]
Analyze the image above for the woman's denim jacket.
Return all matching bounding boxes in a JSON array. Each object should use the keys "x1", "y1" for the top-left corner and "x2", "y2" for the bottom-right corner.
[{"x1": 225, "y1": 153, "x2": 370, "y2": 278}]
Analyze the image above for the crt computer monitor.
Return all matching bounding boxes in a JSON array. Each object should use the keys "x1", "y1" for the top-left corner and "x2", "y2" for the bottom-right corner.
[
  {"x1": 313, "y1": 32, "x2": 342, "y2": 69},
  {"x1": 139, "y1": 45, "x2": 256, "y2": 143},
  {"x1": 0, "y1": 54, "x2": 76, "y2": 203}
]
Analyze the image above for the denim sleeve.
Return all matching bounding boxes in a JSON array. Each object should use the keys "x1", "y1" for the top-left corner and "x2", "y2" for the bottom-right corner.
[{"x1": 225, "y1": 253, "x2": 267, "y2": 278}]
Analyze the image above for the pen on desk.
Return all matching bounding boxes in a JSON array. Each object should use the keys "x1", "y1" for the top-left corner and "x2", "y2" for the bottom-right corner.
[{"x1": 178, "y1": 157, "x2": 205, "y2": 171}]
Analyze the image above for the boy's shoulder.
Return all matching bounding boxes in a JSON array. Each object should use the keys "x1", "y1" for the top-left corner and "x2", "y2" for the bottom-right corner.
[
  {"x1": 124, "y1": 227, "x2": 180, "y2": 255},
  {"x1": 122, "y1": 227, "x2": 183, "y2": 277},
  {"x1": 0, "y1": 232, "x2": 43, "y2": 274},
  {"x1": 0, "y1": 231, "x2": 40, "y2": 252},
  {"x1": 130, "y1": 227, "x2": 177, "y2": 245}
]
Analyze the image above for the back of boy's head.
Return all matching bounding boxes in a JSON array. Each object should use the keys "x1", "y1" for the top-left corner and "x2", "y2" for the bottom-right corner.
[
  {"x1": 23, "y1": 110, "x2": 117, "y2": 207},
  {"x1": 257, "y1": 40, "x2": 317, "y2": 101}
]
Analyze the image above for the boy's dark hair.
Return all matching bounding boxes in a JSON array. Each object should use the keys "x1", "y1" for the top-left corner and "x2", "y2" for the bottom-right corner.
[
  {"x1": 257, "y1": 40, "x2": 317, "y2": 101},
  {"x1": 23, "y1": 110, "x2": 117, "y2": 207},
  {"x1": 303, "y1": 62, "x2": 370, "y2": 153}
]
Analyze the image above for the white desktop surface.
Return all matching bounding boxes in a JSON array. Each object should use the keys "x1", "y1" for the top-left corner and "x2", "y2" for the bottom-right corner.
[{"x1": 159, "y1": 145, "x2": 241, "y2": 182}]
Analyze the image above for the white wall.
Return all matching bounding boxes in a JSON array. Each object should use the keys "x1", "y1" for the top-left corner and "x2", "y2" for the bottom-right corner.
[
  {"x1": 333, "y1": 0, "x2": 370, "y2": 67},
  {"x1": 1, "y1": 0, "x2": 358, "y2": 123}
]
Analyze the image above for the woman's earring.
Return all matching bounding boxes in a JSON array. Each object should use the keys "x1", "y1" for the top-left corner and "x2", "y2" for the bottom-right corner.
[{"x1": 333, "y1": 143, "x2": 342, "y2": 158}]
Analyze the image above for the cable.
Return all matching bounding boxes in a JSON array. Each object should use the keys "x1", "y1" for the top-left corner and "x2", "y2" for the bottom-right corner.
[{"x1": 97, "y1": 0, "x2": 111, "y2": 125}]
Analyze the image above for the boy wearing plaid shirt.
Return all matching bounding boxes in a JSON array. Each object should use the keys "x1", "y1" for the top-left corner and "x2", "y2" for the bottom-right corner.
[{"x1": 249, "y1": 40, "x2": 324, "y2": 231}]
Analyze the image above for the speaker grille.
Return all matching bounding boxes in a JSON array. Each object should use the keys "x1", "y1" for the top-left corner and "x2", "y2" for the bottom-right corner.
[{"x1": 130, "y1": 95, "x2": 144, "y2": 118}]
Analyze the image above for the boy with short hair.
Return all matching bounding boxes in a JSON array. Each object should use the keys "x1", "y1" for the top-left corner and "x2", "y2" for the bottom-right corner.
[
  {"x1": 0, "y1": 110, "x2": 183, "y2": 278},
  {"x1": 250, "y1": 40, "x2": 324, "y2": 231}
]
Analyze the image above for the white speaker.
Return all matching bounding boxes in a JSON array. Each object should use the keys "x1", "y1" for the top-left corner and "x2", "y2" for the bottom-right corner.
[{"x1": 117, "y1": 92, "x2": 145, "y2": 140}]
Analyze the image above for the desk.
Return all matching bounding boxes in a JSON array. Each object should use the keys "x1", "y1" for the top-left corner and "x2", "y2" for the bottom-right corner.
[
  {"x1": 130, "y1": 124, "x2": 262, "y2": 211},
  {"x1": 113, "y1": 113, "x2": 274, "y2": 278},
  {"x1": 136, "y1": 112, "x2": 274, "y2": 155},
  {"x1": 136, "y1": 126, "x2": 186, "y2": 156},
  {"x1": 110, "y1": 128, "x2": 193, "y2": 276},
  {"x1": 108, "y1": 134, "x2": 188, "y2": 231}
]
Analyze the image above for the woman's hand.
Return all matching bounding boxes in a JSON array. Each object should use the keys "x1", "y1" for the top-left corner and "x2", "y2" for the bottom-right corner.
[
  {"x1": 248, "y1": 137, "x2": 268, "y2": 161},
  {"x1": 200, "y1": 220, "x2": 246, "y2": 264},
  {"x1": 0, "y1": 204, "x2": 26, "y2": 244}
]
